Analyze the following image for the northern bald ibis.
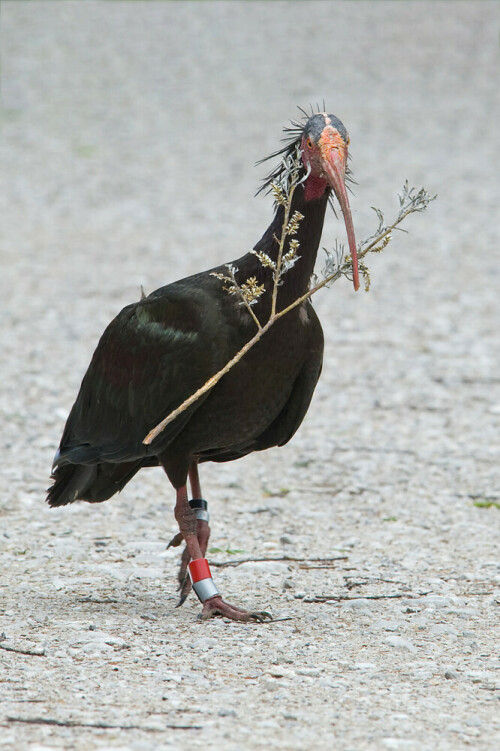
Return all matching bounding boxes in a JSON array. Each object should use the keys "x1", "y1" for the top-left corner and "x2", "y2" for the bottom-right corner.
[{"x1": 48, "y1": 111, "x2": 359, "y2": 621}]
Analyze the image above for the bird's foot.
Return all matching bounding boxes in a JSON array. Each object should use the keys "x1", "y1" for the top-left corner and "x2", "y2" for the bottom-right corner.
[{"x1": 200, "y1": 595, "x2": 272, "y2": 623}]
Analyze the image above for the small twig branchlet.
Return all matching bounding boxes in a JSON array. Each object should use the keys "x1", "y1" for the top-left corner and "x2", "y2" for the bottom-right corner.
[
  {"x1": 210, "y1": 265, "x2": 264, "y2": 330},
  {"x1": 209, "y1": 555, "x2": 348, "y2": 569},
  {"x1": 6, "y1": 716, "x2": 201, "y2": 732},
  {"x1": 143, "y1": 152, "x2": 434, "y2": 445},
  {"x1": 0, "y1": 643, "x2": 45, "y2": 657}
]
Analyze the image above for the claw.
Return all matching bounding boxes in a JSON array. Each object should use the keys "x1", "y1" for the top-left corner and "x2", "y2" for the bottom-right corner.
[
  {"x1": 178, "y1": 546, "x2": 191, "y2": 586},
  {"x1": 178, "y1": 573, "x2": 192, "y2": 604},
  {"x1": 167, "y1": 532, "x2": 184, "y2": 549},
  {"x1": 201, "y1": 595, "x2": 272, "y2": 622},
  {"x1": 173, "y1": 546, "x2": 192, "y2": 607},
  {"x1": 176, "y1": 590, "x2": 190, "y2": 608},
  {"x1": 251, "y1": 611, "x2": 273, "y2": 623}
]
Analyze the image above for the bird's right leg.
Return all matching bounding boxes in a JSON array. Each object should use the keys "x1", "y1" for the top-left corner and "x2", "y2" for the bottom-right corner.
[
  {"x1": 169, "y1": 480, "x2": 271, "y2": 622},
  {"x1": 174, "y1": 463, "x2": 211, "y2": 604}
]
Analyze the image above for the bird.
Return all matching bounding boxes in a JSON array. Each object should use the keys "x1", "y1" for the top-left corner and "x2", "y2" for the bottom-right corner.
[{"x1": 47, "y1": 109, "x2": 360, "y2": 621}]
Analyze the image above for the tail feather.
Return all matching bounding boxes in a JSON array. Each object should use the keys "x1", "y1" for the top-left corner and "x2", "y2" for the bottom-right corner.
[
  {"x1": 47, "y1": 460, "x2": 144, "y2": 507},
  {"x1": 47, "y1": 464, "x2": 97, "y2": 507}
]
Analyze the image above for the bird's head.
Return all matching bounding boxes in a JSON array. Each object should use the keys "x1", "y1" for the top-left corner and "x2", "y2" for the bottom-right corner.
[
  {"x1": 300, "y1": 113, "x2": 359, "y2": 291},
  {"x1": 261, "y1": 110, "x2": 359, "y2": 291}
]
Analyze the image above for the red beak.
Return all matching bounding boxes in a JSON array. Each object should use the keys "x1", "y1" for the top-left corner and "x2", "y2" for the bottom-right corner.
[{"x1": 319, "y1": 133, "x2": 359, "y2": 292}]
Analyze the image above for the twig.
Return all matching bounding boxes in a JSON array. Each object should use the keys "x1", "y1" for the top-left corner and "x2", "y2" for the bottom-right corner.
[
  {"x1": 210, "y1": 265, "x2": 263, "y2": 331},
  {"x1": 271, "y1": 159, "x2": 300, "y2": 317},
  {"x1": 265, "y1": 617, "x2": 294, "y2": 622},
  {"x1": 344, "y1": 576, "x2": 406, "y2": 588},
  {"x1": 6, "y1": 716, "x2": 201, "y2": 731},
  {"x1": 0, "y1": 644, "x2": 45, "y2": 657},
  {"x1": 143, "y1": 153, "x2": 434, "y2": 444},
  {"x1": 209, "y1": 555, "x2": 348, "y2": 569},
  {"x1": 144, "y1": 151, "x2": 305, "y2": 446},
  {"x1": 272, "y1": 186, "x2": 433, "y2": 315},
  {"x1": 302, "y1": 591, "x2": 431, "y2": 603},
  {"x1": 144, "y1": 318, "x2": 274, "y2": 443}
]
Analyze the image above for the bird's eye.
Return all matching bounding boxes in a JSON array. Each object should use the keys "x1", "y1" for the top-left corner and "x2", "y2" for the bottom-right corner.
[{"x1": 306, "y1": 138, "x2": 313, "y2": 149}]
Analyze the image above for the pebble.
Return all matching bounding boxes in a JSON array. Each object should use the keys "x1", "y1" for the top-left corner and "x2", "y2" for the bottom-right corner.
[
  {"x1": 162, "y1": 672, "x2": 183, "y2": 683},
  {"x1": 296, "y1": 667, "x2": 322, "y2": 677},
  {"x1": 340, "y1": 598, "x2": 373, "y2": 612},
  {"x1": 266, "y1": 667, "x2": 296, "y2": 679},
  {"x1": 71, "y1": 630, "x2": 127, "y2": 647},
  {"x1": 79, "y1": 641, "x2": 115, "y2": 654},
  {"x1": 384, "y1": 635, "x2": 417, "y2": 653},
  {"x1": 429, "y1": 624, "x2": 458, "y2": 636},
  {"x1": 339, "y1": 537, "x2": 359, "y2": 548},
  {"x1": 370, "y1": 620, "x2": 401, "y2": 632},
  {"x1": 420, "y1": 595, "x2": 457, "y2": 609},
  {"x1": 465, "y1": 715, "x2": 482, "y2": 727},
  {"x1": 382, "y1": 739, "x2": 418, "y2": 749},
  {"x1": 230, "y1": 561, "x2": 290, "y2": 576},
  {"x1": 189, "y1": 637, "x2": 218, "y2": 650}
]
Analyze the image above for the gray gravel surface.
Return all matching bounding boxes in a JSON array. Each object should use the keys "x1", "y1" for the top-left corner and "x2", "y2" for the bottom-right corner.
[{"x1": 1, "y1": 1, "x2": 499, "y2": 749}]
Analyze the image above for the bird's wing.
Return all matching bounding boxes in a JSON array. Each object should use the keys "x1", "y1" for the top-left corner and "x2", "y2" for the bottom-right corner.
[
  {"x1": 196, "y1": 302, "x2": 324, "y2": 462},
  {"x1": 56, "y1": 285, "x2": 230, "y2": 466}
]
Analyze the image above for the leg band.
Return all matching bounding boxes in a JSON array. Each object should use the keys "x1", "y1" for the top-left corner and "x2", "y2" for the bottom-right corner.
[
  {"x1": 189, "y1": 498, "x2": 209, "y2": 523},
  {"x1": 188, "y1": 558, "x2": 219, "y2": 603}
]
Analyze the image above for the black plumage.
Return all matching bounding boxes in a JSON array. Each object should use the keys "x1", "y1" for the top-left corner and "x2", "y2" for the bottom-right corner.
[{"x1": 47, "y1": 111, "x2": 359, "y2": 621}]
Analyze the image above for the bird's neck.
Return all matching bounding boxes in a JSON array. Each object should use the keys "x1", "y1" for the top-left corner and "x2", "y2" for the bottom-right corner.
[{"x1": 247, "y1": 182, "x2": 330, "y2": 313}]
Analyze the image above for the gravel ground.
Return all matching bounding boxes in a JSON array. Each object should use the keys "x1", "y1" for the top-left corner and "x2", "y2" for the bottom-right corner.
[{"x1": 1, "y1": 2, "x2": 499, "y2": 749}]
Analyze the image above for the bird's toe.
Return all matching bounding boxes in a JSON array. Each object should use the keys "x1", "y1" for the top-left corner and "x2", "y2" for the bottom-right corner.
[
  {"x1": 177, "y1": 572, "x2": 192, "y2": 605},
  {"x1": 177, "y1": 545, "x2": 191, "y2": 587},
  {"x1": 167, "y1": 532, "x2": 184, "y2": 549},
  {"x1": 249, "y1": 610, "x2": 273, "y2": 623},
  {"x1": 200, "y1": 596, "x2": 272, "y2": 622}
]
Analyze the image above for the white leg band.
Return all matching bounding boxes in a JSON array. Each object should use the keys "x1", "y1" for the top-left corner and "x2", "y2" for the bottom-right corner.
[{"x1": 192, "y1": 577, "x2": 219, "y2": 603}]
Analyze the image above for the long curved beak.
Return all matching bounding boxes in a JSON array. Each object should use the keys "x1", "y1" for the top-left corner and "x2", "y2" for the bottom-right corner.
[{"x1": 320, "y1": 136, "x2": 359, "y2": 292}]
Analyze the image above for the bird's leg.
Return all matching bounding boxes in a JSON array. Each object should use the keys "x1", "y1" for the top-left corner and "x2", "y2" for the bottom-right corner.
[
  {"x1": 188, "y1": 461, "x2": 210, "y2": 563},
  {"x1": 188, "y1": 462, "x2": 211, "y2": 558},
  {"x1": 166, "y1": 463, "x2": 211, "y2": 590},
  {"x1": 188, "y1": 461, "x2": 202, "y2": 498},
  {"x1": 171, "y1": 480, "x2": 271, "y2": 622},
  {"x1": 173, "y1": 484, "x2": 200, "y2": 559},
  {"x1": 171, "y1": 485, "x2": 202, "y2": 603},
  {"x1": 175, "y1": 463, "x2": 211, "y2": 604}
]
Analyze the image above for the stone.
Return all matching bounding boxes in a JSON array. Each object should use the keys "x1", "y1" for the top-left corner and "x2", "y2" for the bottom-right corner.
[{"x1": 384, "y1": 635, "x2": 417, "y2": 652}]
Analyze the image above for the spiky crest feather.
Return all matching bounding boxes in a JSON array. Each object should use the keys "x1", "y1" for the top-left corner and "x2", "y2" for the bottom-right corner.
[{"x1": 256, "y1": 105, "x2": 355, "y2": 207}]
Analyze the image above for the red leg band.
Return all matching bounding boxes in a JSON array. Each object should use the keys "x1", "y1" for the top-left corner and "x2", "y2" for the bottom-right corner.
[
  {"x1": 188, "y1": 558, "x2": 212, "y2": 583},
  {"x1": 188, "y1": 558, "x2": 219, "y2": 603}
]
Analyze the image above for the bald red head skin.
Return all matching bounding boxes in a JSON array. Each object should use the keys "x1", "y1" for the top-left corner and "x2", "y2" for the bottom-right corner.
[{"x1": 300, "y1": 113, "x2": 359, "y2": 292}]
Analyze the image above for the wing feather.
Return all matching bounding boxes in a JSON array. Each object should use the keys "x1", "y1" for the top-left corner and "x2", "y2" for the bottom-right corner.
[{"x1": 56, "y1": 283, "x2": 230, "y2": 466}]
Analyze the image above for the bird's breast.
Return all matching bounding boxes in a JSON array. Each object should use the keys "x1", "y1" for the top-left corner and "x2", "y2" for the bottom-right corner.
[{"x1": 170, "y1": 312, "x2": 316, "y2": 455}]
